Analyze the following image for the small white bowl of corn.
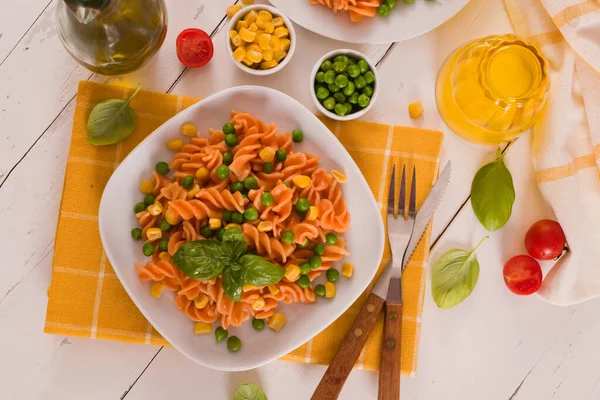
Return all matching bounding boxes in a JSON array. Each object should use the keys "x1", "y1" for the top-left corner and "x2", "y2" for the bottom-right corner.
[{"x1": 226, "y1": 4, "x2": 296, "y2": 76}]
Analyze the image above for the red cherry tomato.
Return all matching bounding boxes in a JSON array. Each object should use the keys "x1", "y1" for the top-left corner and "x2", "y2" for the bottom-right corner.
[
  {"x1": 524, "y1": 219, "x2": 566, "y2": 260},
  {"x1": 176, "y1": 28, "x2": 214, "y2": 68},
  {"x1": 503, "y1": 255, "x2": 543, "y2": 295}
]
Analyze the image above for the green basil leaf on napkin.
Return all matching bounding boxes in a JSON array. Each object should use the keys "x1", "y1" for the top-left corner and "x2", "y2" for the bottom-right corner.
[
  {"x1": 431, "y1": 237, "x2": 487, "y2": 309},
  {"x1": 240, "y1": 254, "x2": 286, "y2": 287},
  {"x1": 223, "y1": 267, "x2": 244, "y2": 302},
  {"x1": 86, "y1": 86, "x2": 140, "y2": 145},
  {"x1": 173, "y1": 240, "x2": 227, "y2": 280},
  {"x1": 471, "y1": 148, "x2": 515, "y2": 232},
  {"x1": 221, "y1": 226, "x2": 247, "y2": 261},
  {"x1": 234, "y1": 383, "x2": 268, "y2": 400}
]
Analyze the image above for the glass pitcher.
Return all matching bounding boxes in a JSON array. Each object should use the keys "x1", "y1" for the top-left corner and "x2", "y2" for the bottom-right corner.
[
  {"x1": 56, "y1": 0, "x2": 168, "y2": 75},
  {"x1": 436, "y1": 35, "x2": 550, "y2": 145}
]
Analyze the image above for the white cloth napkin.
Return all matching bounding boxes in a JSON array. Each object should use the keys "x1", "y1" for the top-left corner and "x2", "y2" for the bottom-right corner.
[{"x1": 504, "y1": 0, "x2": 600, "y2": 305}]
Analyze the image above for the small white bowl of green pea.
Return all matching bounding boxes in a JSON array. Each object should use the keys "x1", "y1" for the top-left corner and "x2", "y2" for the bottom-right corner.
[{"x1": 310, "y1": 49, "x2": 379, "y2": 121}]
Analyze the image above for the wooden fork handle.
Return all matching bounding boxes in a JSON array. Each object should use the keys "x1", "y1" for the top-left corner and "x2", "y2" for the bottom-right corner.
[
  {"x1": 311, "y1": 292, "x2": 385, "y2": 400},
  {"x1": 378, "y1": 301, "x2": 403, "y2": 400}
]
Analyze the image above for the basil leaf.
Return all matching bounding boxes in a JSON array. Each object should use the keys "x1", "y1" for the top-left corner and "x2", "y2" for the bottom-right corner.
[
  {"x1": 431, "y1": 237, "x2": 487, "y2": 309},
  {"x1": 234, "y1": 383, "x2": 268, "y2": 400},
  {"x1": 471, "y1": 148, "x2": 515, "y2": 232},
  {"x1": 240, "y1": 254, "x2": 286, "y2": 286},
  {"x1": 86, "y1": 86, "x2": 140, "y2": 146},
  {"x1": 223, "y1": 267, "x2": 244, "y2": 302},
  {"x1": 173, "y1": 240, "x2": 226, "y2": 280},
  {"x1": 222, "y1": 227, "x2": 247, "y2": 261}
]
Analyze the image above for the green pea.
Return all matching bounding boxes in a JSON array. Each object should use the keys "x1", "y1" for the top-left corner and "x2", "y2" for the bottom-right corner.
[
  {"x1": 343, "y1": 81, "x2": 355, "y2": 96},
  {"x1": 215, "y1": 326, "x2": 228, "y2": 343},
  {"x1": 348, "y1": 92, "x2": 360, "y2": 105},
  {"x1": 321, "y1": 60, "x2": 333, "y2": 71},
  {"x1": 315, "y1": 284, "x2": 326, "y2": 297},
  {"x1": 315, "y1": 71, "x2": 325, "y2": 84},
  {"x1": 243, "y1": 176, "x2": 258, "y2": 190},
  {"x1": 295, "y1": 198, "x2": 310, "y2": 213},
  {"x1": 354, "y1": 76, "x2": 367, "y2": 90},
  {"x1": 292, "y1": 129, "x2": 303, "y2": 143},
  {"x1": 222, "y1": 210, "x2": 232, "y2": 222},
  {"x1": 181, "y1": 175, "x2": 195, "y2": 190},
  {"x1": 283, "y1": 182, "x2": 291, "y2": 188},
  {"x1": 131, "y1": 228, "x2": 142, "y2": 240},
  {"x1": 334, "y1": 103, "x2": 348, "y2": 116},
  {"x1": 333, "y1": 55, "x2": 346, "y2": 63},
  {"x1": 262, "y1": 162, "x2": 274, "y2": 173},
  {"x1": 347, "y1": 56, "x2": 357, "y2": 64},
  {"x1": 230, "y1": 182, "x2": 244, "y2": 193},
  {"x1": 227, "y1": 336, "x2": 242, "y2": 352},
  {"x1": 155, "y1": 161, "x2": 169, "y2": 175},
  {"x1": 252, "y1": 318, "x2": 265, "y2": 330},
  {"x1": 333, "y1": 92, "x2": 346, "y2": 104},
  {"x1": 385, "y1": 0, "x2": 397, "y2": 6},
  {"x1": 364, "y1": 71, "x2": 376, "y2": 84},
  {"x1": 362, "y1": 85, "x2": 374, "y2": 98},
  {"x1": 316, "y1": 86, "x2": 329, "y2": 100},
  {"x1": 224, "y1": 134, "x2": 238, "y2": 147},
  {"x1": 323, "y1": 97, "x2": 336, "y2": 111},
  {"x1": 327, "y1": 268, "x2": 340, "y2": 282},
  {"x1": 332, "y1": 61, "x2": 346, "y2": 73},
  {"x1": 378, "y1": 3, "x2": 391, "y2": 16},
  {"x1": 200, "y1": 225, "x2": 213, "y2": 238},
  {"x1": 313, "y1": 243, "x2": 326, "y2": 255},
  {"x1": 300, "y1": 262, "x2": 311, "y2": 275},
  {"x1": 143, "y1": 194, "x2": 155, "y2": 206},
  {"x1": 357, "y1": 59, "x2": 369, "y2": 74},
  {"x1": 281, "y1": 230, "x2": 295, "y2": 245},
  {"x1": 160, "y1": 220, "x2": 172, "y2": 231},
  {"x1": 134, "y1": 202, "x2": 146, "y2": 214},
  {"x1": 222, "y1": 151, "x2": 234, "y2": 166},
  {"x1": 216, "y1": 165, "x2": 230, "y2": 180},
  {"x1": 261, "y1": 192, "x2": 274, "y2": 206},
  {"x1": 324, "y1": 70, "x2": 336, "y2": 84},
  {"x1": 347, "y1": 64, "x2": 360, "y2": 78},
  {"x1": 358, "y1": 94, "x2": 371, "y2": 108},
  {"x1": 328, "y1": 83, "x2": 340, "y2": 93},
  {"x1": 158, "y1": 239, "x2": 168, "y2": 252},
  {"x1": 142, "y1": 243, "x2": 154, "y2": 256},
  {"x1": 276, "y1": 149, "x2": 287, "y2": 162},
  {"x1": 215, "y1": 227, "x2": 225, "y2": 241},
  {"x1": 309, "y1": 255, "x2": 322, "y2": 269},
  {"x1": 297, "y1": 275, "x2": 311, "y2": 288},
  {"x1": 326, "y1": 233, "x2": 338, "y2": 245},
  {"x1": 344, "y1": 103, "x2": 354, "y2": 114},
  {"x1": 231, "y1": 211, "x2": 244, "y2": 224},
  {"x1": 223, "y1": 122, "x2": 235, "y2": 135},
  {"x1": 241, "y1": 193, "x2": 248, "y2": 199},
  {"x1": 298, "y1": 238, "x2": 311, "y2": 248},
  {"x1": 244, "y1": 207, "x2": 259, "y2": 221},
  {"x1": 334, "y1": 74, "x2": 349, "y2": 88}
]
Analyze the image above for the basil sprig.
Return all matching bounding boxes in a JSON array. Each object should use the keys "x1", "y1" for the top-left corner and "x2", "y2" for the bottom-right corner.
[
  {"x1": 234, "y1": 383, "x2": 268, "y2": 400},
  {"x1": 173, "y1": 228, "x2": 285, "y2": 301},
  {"x1": 86, "y1": 86, "x2": 139, "y2": 145}
]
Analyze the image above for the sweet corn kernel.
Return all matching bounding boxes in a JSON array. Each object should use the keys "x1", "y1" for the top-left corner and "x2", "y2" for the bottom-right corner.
[
  {"x1": 194, "y1": 322, "x2": 212, "y2": 335},
  {"x1": 229, "y1": 30, "x2": 238, "y2": 40},
  {"x1": 247, "y1": 49, "x2": 263, "y2": 63},
  {"x1": 196, "y1": 166, "x2": 209, "y2": 181},
  {"x1": 268, "y1": 312, "x2": 287, "y2": 332},
  {"x1": 226, "y1": 223, "x2": 242, "y2": 230},
  {"x1": 271, "y1": 17, "x2": 284, "y2": 27},
  {"x1": 180, "y1": 122, "x2": 196, "y2": 137},
  {"x1": 259, "y1": 147, "x2": 276, "y2": 162},
  {"x1": 257, "y1": 10, "x2": 273, "y2": 22},
  {"x1": 251, "y1": 297, "x2": 266, "y2": 311},
  {"x1": 226, "y1": 4, "x2": 242, "y2": 19},
  {"x1": 243, "y1": 284, "x2": 255, "y2": 292},
  {"x1": 239, "y1": 27, "x2": 256, "y2": 42},
  {"x1": 242, "y1": 0, "x2": 254, "y2": 4},
  {"x1": 243, "y1": 10, "x2": 257, "y2": 24},
  {"x1": 260, "y1": 60, "x2": 278, "y2": 70},
  {"x1": 187, "y1": 184, "x2": 201, "y2": 199},
  {"x1": 263, "y1": 49, "x2": 274, "y2": 62},
  {"x1": 147, "y1": 202, "x2": 163, "y2": 216},
  {"x1": 284, "y1": 264, "x2": 300, "y2": 281},
  {"x1": 331, "y1": 170, "x2": 347, "y2": 183},
  {"x1": 231, "y1": 34, "x2": 243, "y2": 47},
  {"x1": 256, "y1": 19, "x2": 266, "y2": 29},
  {"x1": 273, "y1": 50, "x2": 287, "y2": 62},
  {"x1": 306, "y1": 206, "x2": 319, "y2": 221},
  {"x1": 273, "y1": 27, "x2": 289, "y2": 38},
  {"x1": 408, "y1": 101, "x2": 424, "y2": 119},
  {"x1": 165, "y1": 207, "x2": 182, "y2": 225},
  {"x1": 242, "y1": 57, "x2": 254, "y2": 67},
  {"x1": 268, "y1": 284, "x2": 280, "y2": 295},
  {"x1": 167, "y1": 139, "x2": 184, "y2": 151},
  {"x1": 146, "y1": 228, "x2": 162, "y2": 241},
  {"x1": 257, "y1": 220, "x2": 273, "y2": 232},
  {"x1": 292, "y1": 175, "x2": 311, "y2": 188},
  {"x1": 248, "y1": 43, "x2": 260, "y2": 52},
  {"x1": 342, "y1": 263, "x2": 354, "y2": 278},
  {"x1": 159, "y1": 252, "x2": 171, "y2": 261},
  {"x1": 258, "y1": 33, "x2": 271, "y2": 50},
  {"x1": 139, "y1": 179, "x2": 154, "y2": 194},
  {"x1": 248, "y1": 23, "x2": 258, "y2": 32},
  {"x1": 264, "y1": 22, "x2": 275, "y2": 34},
  {"x1": 236, "y1": 20, "x2": 248, "y2": 31},
  {"x1": 150, "y1": 282, "x2": 163, "y2": 298},
  {"x1": 194, "y1": 293, "x2": 209, "y2": 309},
  {"x1": 280, "y1": 38, "x2": 291, "y2": 51},
  {"x1": 232, "y1": 46, "x2": 247, "y2": 62},
  {"x1": 270, "y1": 35, "x2": 281, "y2": 51},
  {"x1": 325, "y1": 282, "x2": 336, "y2": 298},
  {"x1": 209, "y1": 218, "x2": 222, "y2": 229}
]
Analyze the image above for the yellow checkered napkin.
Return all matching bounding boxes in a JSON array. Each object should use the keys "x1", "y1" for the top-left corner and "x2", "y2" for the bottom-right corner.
[{"x1": 45, "y1": 81, "x2": 443, "y2": 376}]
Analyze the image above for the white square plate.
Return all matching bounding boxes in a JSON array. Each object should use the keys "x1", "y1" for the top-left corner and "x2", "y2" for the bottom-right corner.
[{"x1": 99, "y1": 86, "x2": 384, "y2": 371}]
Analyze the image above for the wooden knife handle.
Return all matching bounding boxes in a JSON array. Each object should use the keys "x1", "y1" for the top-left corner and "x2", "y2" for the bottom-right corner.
[
  {"x1": 311, "y1": 292, "x2": 385, "y2": 400},
  {"x1": 378, "y1": 302, "x2": 403, "y2": 400}
]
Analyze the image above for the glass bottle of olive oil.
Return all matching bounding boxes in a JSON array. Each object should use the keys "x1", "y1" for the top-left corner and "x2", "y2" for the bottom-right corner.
[
  {"x1": 436, "y1": 35, "x2": 550, "y2": 145},
  {"x1": 56, "y1": 0, "x2": 168, "y2": 75}
]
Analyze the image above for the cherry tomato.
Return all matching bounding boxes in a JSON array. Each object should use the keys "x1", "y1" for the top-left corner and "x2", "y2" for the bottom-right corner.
[
  {"x1": 524, "y1": 219, "x2": 566, "y2": 260},
  {"x1": 176, "y1": 28, "x2": 214, "y2": 68},
  {"x1": 503, "y1": 255, "x2": 542, "y2": 295}
]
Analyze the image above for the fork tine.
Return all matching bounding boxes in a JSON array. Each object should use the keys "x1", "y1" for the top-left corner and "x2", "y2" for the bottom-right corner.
[
  {"x1": 387, "y1": 165, "x2": 396, "y2": 215},
  {"x1": 408, "y1": 167, "x2": 417, "y2": 219},
  {"x1": 399, "y1": 165, "x2": 406, "y2": 219}
]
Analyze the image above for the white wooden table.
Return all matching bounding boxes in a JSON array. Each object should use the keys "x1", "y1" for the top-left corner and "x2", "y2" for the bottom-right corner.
[{"x1": 2, "y1": 0, "x2": 599, "y2": 399}]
